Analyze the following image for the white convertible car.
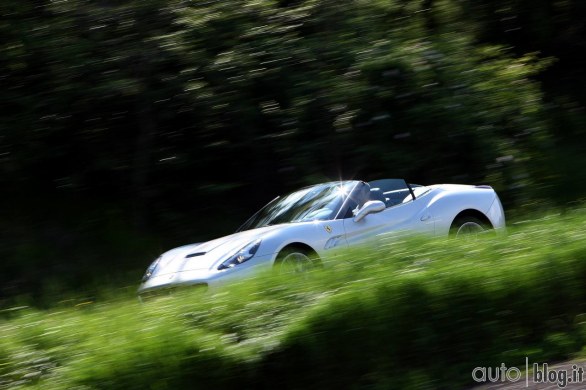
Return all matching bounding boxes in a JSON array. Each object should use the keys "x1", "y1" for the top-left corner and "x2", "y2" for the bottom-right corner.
[{"x1": 138, "y1": 179, "x2": 505, "y2": 297}]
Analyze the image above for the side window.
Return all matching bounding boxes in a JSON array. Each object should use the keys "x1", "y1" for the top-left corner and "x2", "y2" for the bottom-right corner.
[
  {"x1": 341, "y1": 202, "x2": 357, "y2": 219},
  {"x1": 341, "y1": 181, "x2": 370, "y2": 219}
]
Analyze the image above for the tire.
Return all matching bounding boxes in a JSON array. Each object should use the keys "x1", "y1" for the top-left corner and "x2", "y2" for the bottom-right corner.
[
  {"x1": 450, "y1": 216, "x2": 489, "y2": 238},
  {"x1": 274, "y1": 247, "x2": 319, "y2": 274}
]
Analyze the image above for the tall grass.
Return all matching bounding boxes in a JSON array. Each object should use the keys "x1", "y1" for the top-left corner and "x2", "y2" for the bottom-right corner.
[{"x1": 2, "y1": 211, "x2": 586, "y2": 389}]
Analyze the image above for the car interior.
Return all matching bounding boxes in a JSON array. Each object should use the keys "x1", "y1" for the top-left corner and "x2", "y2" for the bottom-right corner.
[{"x1": 368, "y1": 179, "x2": 416, "y2": 208}]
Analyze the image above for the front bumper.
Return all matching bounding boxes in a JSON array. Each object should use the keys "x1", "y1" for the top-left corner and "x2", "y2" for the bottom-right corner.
[
  {"x1": 137, "y1": 253, "x2": 274, "y2": 298},
  {"x1": 138, "y1": 283, "x2": 208, "y2": 302}
]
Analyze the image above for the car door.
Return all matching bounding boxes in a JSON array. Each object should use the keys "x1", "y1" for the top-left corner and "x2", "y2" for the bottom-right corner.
[{"x1": 342, "y1": 198, "x2": 434, "y2": 248}]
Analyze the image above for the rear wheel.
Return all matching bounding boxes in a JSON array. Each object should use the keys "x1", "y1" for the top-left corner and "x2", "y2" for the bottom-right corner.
[
  {"x1": 450, "y1": 216, "x2": 488, "y2": 238},
  {"x1": 274, "y1": 247, "x2": 319, "y2": 274}
]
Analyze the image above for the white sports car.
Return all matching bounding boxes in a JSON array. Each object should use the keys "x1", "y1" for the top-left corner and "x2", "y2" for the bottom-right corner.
[{"x1": 138, "y1": 179, "x2": 505, "y2": 297}]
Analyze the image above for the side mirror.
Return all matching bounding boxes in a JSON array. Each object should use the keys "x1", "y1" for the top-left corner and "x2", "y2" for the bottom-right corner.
[{"x1": 353, "y1": 200, "x2": 385, "y2": 222}]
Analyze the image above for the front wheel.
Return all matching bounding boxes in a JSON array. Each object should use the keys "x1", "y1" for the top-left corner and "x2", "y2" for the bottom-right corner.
[
  {"x1": 450, "y1": 216, "x2": 489, "y2": 238},
  {"x1": 274, "y1": 247, "x2": 319, "y2": 274}
]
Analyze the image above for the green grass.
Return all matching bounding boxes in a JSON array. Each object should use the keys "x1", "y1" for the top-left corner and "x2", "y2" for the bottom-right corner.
[{"x1": 3, "y1": 210, "x2": 586, "y2": 389}]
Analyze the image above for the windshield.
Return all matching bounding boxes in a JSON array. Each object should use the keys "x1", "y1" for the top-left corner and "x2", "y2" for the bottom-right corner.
[{"x1": 237, "y1": 181, "x2": 359, "y2": 231}]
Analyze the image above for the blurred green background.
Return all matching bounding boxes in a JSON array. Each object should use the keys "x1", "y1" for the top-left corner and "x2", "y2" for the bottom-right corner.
[
  {"x1": 1, "y1": 0, "x2": 585, "y2": 302},
  {"x1": 3, "y1": 1, "x2": 586, "y2": 388}
]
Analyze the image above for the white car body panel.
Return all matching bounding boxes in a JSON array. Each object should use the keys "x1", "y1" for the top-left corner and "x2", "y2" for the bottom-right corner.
[
  {"x1": 343, "y1": 198, "x2": 435, "y2": 247},
  {"x1": 138, "y1": 180, "x2": 505, "y2": 296}
]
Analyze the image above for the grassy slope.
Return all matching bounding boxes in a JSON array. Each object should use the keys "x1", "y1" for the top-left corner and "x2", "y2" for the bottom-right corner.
[{"x1": 2, "y1": 211, "x2": 586, "y2": 389}]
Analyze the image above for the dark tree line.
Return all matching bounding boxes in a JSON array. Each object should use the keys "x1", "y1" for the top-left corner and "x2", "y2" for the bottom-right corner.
[{"x1": 0, "y1": 0, "x2": 584, "y2": 301}]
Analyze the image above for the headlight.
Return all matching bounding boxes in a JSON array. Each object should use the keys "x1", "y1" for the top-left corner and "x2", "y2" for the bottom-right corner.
[
  {"x1": 142, "y1": 256, "x2": 161, "y2": 282},
  {"x1": 217, "y1": 239, "x2": 261, "y2": 270}
]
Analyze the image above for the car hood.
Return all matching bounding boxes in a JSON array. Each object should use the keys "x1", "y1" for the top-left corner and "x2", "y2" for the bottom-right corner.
[{"x1": 151, "y1": 225, "x2": 283, "y2": 276}]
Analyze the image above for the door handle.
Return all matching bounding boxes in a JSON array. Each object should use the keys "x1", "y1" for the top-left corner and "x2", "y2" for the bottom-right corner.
[{"x1": 420, "y1": 214, "x2": 431, "y2": 222}]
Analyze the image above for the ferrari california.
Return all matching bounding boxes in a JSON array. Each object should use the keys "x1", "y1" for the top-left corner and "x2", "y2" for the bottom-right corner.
[{"x1": 138, "y1": 179, "x2": 505, "y2": 297}]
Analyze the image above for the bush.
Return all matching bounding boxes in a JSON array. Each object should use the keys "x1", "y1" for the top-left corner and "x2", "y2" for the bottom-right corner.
[{"x1": 2, "y1": 211, "x2": 586, "y2": 388}]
